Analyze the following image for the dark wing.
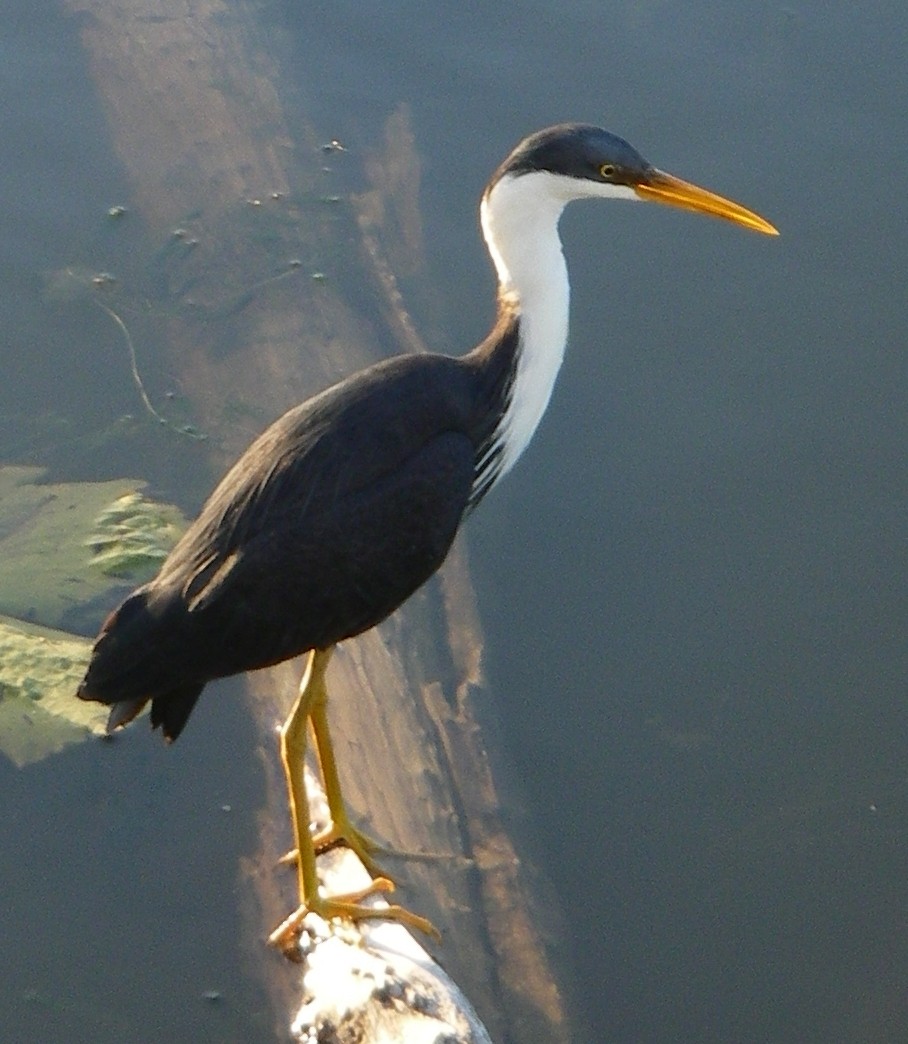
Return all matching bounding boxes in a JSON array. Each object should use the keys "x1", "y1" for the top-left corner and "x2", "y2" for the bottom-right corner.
[
  {"x1": 79, "y1": 353, "x2": 476, "y2": 717},
  {"x1": 173, "y1": 426, "x2": 474, "y2": 673}
]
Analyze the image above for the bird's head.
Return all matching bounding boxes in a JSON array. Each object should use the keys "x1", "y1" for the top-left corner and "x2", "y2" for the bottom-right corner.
[{"x1": 489, "y1": 123, "x2": 778, "y2": 236}]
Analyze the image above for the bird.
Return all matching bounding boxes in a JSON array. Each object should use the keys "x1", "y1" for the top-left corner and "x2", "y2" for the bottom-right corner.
[{"x1": 77, "y1": 123, "x2": 777, "y2": 958}]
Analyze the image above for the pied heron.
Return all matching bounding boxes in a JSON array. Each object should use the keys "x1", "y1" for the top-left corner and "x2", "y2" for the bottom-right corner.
[{"x1": 77, "y1": 123, "x2": 777, "y2": 957}]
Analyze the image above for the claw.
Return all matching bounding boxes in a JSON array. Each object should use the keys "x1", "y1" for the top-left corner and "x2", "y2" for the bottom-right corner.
[
  {"x1": 277, "y1": 828, "x2": 393, "y2": 883},
  {"x1": 312, "y1": 820, "x2": 395, "y2": 880},
  {"x1": 267, "y1": 876, "x2": 441, "y2": 960},
  {"x1": 277, "y1": 847, "x2": 299, "y2": 867}
]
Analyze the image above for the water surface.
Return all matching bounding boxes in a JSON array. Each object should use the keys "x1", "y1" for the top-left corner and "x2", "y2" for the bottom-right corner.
[{"x1": 3, "y1": 2, "x2": 908, "y2": 1042}]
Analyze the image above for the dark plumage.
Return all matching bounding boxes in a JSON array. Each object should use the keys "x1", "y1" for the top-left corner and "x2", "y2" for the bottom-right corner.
[
  {"x1": 76, "y1": 123, "x2": 775, "y2": 951},
  {"x1": 78, "y1": 310, "x2": 520, "y2": 739},
  {"x1": 77, "y1": 124, "x2": 775, "y2": 745},
  {"x1": 497, "y1": 122, "x2": 651, "y2": 185}
]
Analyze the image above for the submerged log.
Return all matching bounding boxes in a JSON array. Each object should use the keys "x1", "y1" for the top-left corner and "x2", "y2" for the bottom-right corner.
[{"x1": 62, "y1": 1, "x2": 580, "y2": 1039}]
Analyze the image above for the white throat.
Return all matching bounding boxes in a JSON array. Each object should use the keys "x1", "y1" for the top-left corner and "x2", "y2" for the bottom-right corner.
[{"x1": 480, "y1": 171, "x2": 573, "y2": 479}]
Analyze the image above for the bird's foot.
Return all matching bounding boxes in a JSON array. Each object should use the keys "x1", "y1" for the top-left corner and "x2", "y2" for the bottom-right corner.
[
  {"x1": 279, "y1": 817, "x2": 396, "y2": 880},
  {"x1": 267, "y1": 876, "x2": 441, "y2": 962},
  {"x1": 313, "y1": 818, "x2": 394, "y2": 876}
]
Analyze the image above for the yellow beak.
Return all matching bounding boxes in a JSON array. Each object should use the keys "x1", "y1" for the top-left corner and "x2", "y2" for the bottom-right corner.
[{"x1": 634, "y1": 168, "x2": 778, "y2": 236}]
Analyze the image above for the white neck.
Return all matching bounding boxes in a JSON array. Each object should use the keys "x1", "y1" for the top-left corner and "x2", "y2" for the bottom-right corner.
[{"x1": 480, "y1": 171, "x2": 573, "y2": 479}]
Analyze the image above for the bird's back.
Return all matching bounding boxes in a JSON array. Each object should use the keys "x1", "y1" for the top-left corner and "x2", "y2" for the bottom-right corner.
[{"x1": 78, "y1": 351, "x2": 478, "y2": 737}]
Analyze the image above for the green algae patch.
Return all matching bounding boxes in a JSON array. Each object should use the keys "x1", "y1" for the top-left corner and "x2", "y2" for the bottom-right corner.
[
  {"x1": 0, "y1": 465, "x2": 186, "y2": 630},
  {"x1": 0, "y1": 615, "x2": 103, "y2": 767},
  {"x1": 0, "y1": 466, "x2": 187, "y2": 765},
  {"x1": 86, "y1": 490, "x2": 185, "y2": 580}
]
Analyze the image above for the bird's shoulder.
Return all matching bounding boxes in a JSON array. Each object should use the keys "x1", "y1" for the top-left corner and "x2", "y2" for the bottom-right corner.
[
  {"x1": 235, "y1": 352, "x2": 473, "y2": 500},
  {"x1": 158, "y1": 353, "x2": 475, "y2": 586}
]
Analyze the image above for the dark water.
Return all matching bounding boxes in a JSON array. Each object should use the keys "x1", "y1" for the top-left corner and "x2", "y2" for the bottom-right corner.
[
  {"x1": 0, "y1": 6, "x2": 270, "y2": 1042},
  {"x1": 4, "y1": 2, "x2": 908, "y2": 1042}
]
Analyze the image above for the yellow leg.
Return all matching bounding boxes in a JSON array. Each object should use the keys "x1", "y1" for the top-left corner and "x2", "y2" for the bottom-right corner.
[
  {"x1": 279, "y1": 648, "x2": 431, "y2": 871},
  {"x1": 273, "y1": 647, "x2": 325, "y2": 924},
  {"x1": 267, "y1": 646, "x2": 440, "y2": 960},
  {"x1": 307, "y1": 656, "x2": 393, "y2": 879}
]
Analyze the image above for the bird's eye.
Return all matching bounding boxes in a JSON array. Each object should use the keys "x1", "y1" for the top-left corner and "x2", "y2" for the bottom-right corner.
[{"x1": 599, "y1": 163, "x2": 617, "y2": 179}]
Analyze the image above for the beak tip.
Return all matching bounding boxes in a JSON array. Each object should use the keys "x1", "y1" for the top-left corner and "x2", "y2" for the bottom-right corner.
[{"x1": 636, "y1": 170, "x2": 778, "y2": 239}]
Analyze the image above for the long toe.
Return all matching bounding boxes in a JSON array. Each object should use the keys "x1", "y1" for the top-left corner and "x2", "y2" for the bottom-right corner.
[
  {"x1": 267, "y1": 878, "x2": 440, "y2": 961},
  {"x1": 311, "y1": 820, "x2": 395, "y2": 881}
]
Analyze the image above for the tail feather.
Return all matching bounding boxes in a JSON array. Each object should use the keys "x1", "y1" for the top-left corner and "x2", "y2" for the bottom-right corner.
[
  {"x1": 106, "y1": 697, "x2": 149, "y2": 733},
  {"x1": 150, "y1": 683, "x2": 203, "y2": 742},
  {"x1": 78, "y1": 588, "x2": 206, "y2": 743}
]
